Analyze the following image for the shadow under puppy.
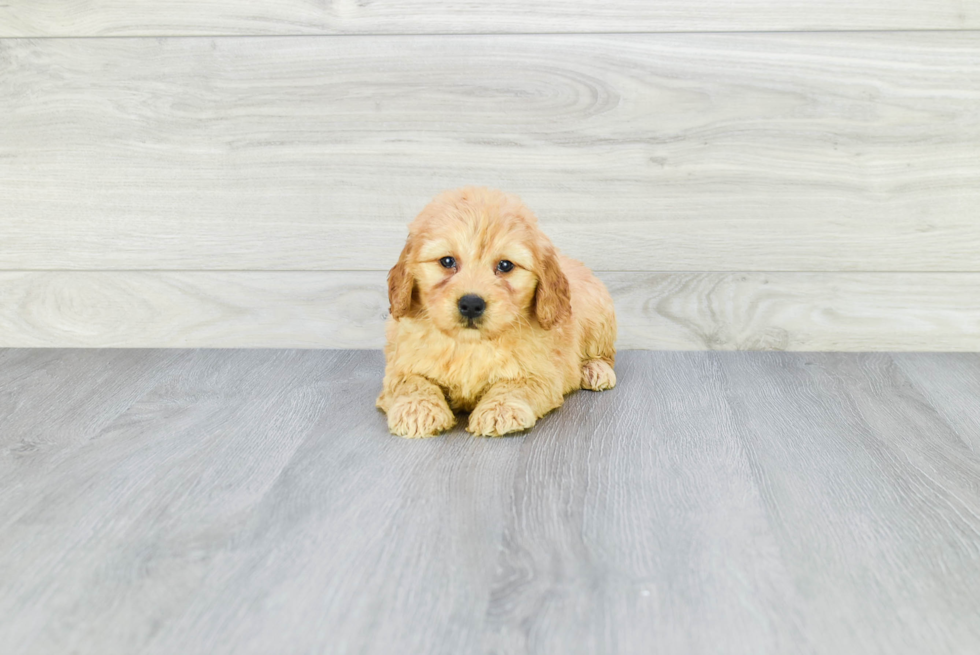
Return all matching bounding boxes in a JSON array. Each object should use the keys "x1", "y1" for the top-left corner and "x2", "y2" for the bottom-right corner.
[{"x1": 377, "y1": 187, "x2": 617, "y2": 437}]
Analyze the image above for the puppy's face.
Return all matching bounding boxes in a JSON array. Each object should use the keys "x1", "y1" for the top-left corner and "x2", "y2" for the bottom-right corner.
[
  {"x1": 388, "y1": 188, "x2": 570, "y2": 339},
  {"x1": 412, "y1": 220, "x2": 537, "y2": 340}
]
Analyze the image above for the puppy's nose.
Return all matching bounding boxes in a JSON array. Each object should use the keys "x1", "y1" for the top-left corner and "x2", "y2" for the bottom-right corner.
[{"x1": 458, "y1": 294, "x2": 486, "y2": 320}]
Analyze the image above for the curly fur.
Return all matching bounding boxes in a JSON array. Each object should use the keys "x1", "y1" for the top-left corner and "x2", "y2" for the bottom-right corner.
[{"x1": 377, "y1": 187, "x2": 617, "y2": 437}]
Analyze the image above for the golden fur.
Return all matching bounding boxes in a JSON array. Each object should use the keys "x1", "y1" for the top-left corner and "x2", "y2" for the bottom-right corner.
[{"x1": 377, "y1": 187, "x2": 617, "y2": 437}]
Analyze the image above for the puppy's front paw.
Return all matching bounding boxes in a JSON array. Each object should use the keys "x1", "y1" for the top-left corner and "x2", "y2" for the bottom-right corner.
[
  {"x1": 387, "y1": 397, "x2": 456, "y2": 438},
  {"x1": 581, "y1": 360, "x2": 616, "y2": 391},
  {"x1": 468, "y1": 398, "x2": 536, "y2": 437}
]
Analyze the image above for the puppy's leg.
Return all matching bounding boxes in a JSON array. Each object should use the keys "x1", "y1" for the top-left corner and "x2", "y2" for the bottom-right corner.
[
  {"x1": 575, "y1": 275, "x2": 617, "y2": 392},
  {"x1": 377, "y1": 374, "x2": 455, "y2": 438},
  {"x1": 581, "y1": 359, "x2": 616, "y2": 391},
  {"x1": 467, "y1": 378, "x2": 564, "y2": 437}
]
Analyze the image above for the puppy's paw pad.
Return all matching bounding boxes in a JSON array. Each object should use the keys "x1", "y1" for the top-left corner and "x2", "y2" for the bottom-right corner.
[
  {"x1": 581, "y1": 360, "x2": 616, "y2": 391},
  {"x1": 468, "y1": 398, "x2": 536, "y2": 437},
  {"x1": 388, "y1": 397, "x2": 455, "y2": 438}
]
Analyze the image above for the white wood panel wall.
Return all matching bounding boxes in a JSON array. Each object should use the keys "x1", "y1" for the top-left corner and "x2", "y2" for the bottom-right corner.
[
  {"x1": 2, "y1": 1, "x2": 978, "y2": 35},
  {"x1": 3, "y1": 272, "x2": 978, "y2": 351},
  {"x1": 1, "y1": 2, "x2": 978, "y2": 350}
]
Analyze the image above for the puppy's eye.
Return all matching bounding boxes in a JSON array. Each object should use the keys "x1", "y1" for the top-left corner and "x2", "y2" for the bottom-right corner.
[
  {"x1": 496, "y1": 260, "x2": 514, "y2": 273},
  {"x1": 439, "y1": 256, "x2": 456, "y2": 269}
]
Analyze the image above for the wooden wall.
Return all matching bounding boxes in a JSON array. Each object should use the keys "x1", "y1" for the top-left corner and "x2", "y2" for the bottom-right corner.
[{"x1": 1, "y1": 2, "x2": 978, "y2": 349}]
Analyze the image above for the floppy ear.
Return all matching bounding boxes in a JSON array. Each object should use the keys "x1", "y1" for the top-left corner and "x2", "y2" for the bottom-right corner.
[
  {"x1": 387, "y1": 237, "x2": 415, "y2": 319},
  {"x1": 533, "y1": 245, "x2": 571, "y2": 329}
]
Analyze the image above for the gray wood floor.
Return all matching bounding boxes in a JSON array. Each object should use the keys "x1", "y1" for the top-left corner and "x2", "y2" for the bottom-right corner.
[{"x1": 2, "y1": 349, "x2": 979, "y2": 654}]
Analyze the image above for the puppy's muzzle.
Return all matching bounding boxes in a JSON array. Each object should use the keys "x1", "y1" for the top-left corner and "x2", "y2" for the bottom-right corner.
[{"x1": 458, "y1": 294, "x2": 486, "y2": 322}]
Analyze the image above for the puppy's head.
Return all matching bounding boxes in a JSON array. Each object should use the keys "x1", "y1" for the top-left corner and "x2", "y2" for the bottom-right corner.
[{"x1": 387, "y1": 187, "x2": 570, "y2": 339}]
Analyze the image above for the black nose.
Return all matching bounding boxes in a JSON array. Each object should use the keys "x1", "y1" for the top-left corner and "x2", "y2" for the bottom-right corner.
[{"x1": 458, "y1": 294, "x2": 486, "y2": 320}]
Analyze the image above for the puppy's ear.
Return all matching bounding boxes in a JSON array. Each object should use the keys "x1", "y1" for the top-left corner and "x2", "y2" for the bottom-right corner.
[
  {"x1": 388, "y1": 236, "x2": 415, "y2": 319},
  {"x1": 533, "y1": 245, "x2": 571, "y2": 329}
]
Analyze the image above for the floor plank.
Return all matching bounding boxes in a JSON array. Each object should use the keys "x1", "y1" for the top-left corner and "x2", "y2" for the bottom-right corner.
[
  {"x1": 2, "y1": 350, "x2": 980, "y2": 654},
  {"x1": 1, "y1": 0, "x2": 978, "y2": 36},
  {"x1": 482, "y1": 352, "x2": 806, "y2": 654},
  {"x1": 2, "y1": 271, "x2": 979, "y2": 351},
  {"x1": 892, "y1": 353, "x2": 980, "y2": 453},
  {"x1": 717, "y1": 352, "x2": 980, "y2": 653},
  {"x1": 3, "y1": 34, "x2": 979, "y2": 272}
]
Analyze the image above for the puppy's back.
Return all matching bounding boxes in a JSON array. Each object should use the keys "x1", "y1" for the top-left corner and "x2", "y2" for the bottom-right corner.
[{"x1": 561, "y1": 255, "x2": 617, "y2": 364}]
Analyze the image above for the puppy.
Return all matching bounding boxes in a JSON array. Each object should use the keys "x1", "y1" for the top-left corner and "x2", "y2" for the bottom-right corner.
[{"x1": 377, "y1": 187, "x2": 617, "y2": 437}]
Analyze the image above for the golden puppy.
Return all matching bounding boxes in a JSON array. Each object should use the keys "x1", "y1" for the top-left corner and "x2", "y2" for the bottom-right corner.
[{"x1": 377, "y1": 187, "x2": 617, "y2": 437}]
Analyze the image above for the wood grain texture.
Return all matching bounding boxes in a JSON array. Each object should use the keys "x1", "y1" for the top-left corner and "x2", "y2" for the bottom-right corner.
[
  {"x1": 711, "y1": 351, "x2": 980, "y2": 654},
  {"x1": 1, "y1": 0, "x2": 978, "y2": 36},
  {"x1": 0, "y1": 271, "x2": 390, "y2": 349},
  {"x1": 606, "y1": 272, "x2": 980, "y2": 351},
  {"x1": 2, "y1": 34, "x2": 979, "y2": 272},
  {"x1": 892, "y1": 353, "x2": 980, "y2": 453},
  {"x1": 1, "y1": 271, "x2": 979, "y2": 350},
  {"x1": 2, "y1": 349, "x2": 980, "y2": 654}
]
